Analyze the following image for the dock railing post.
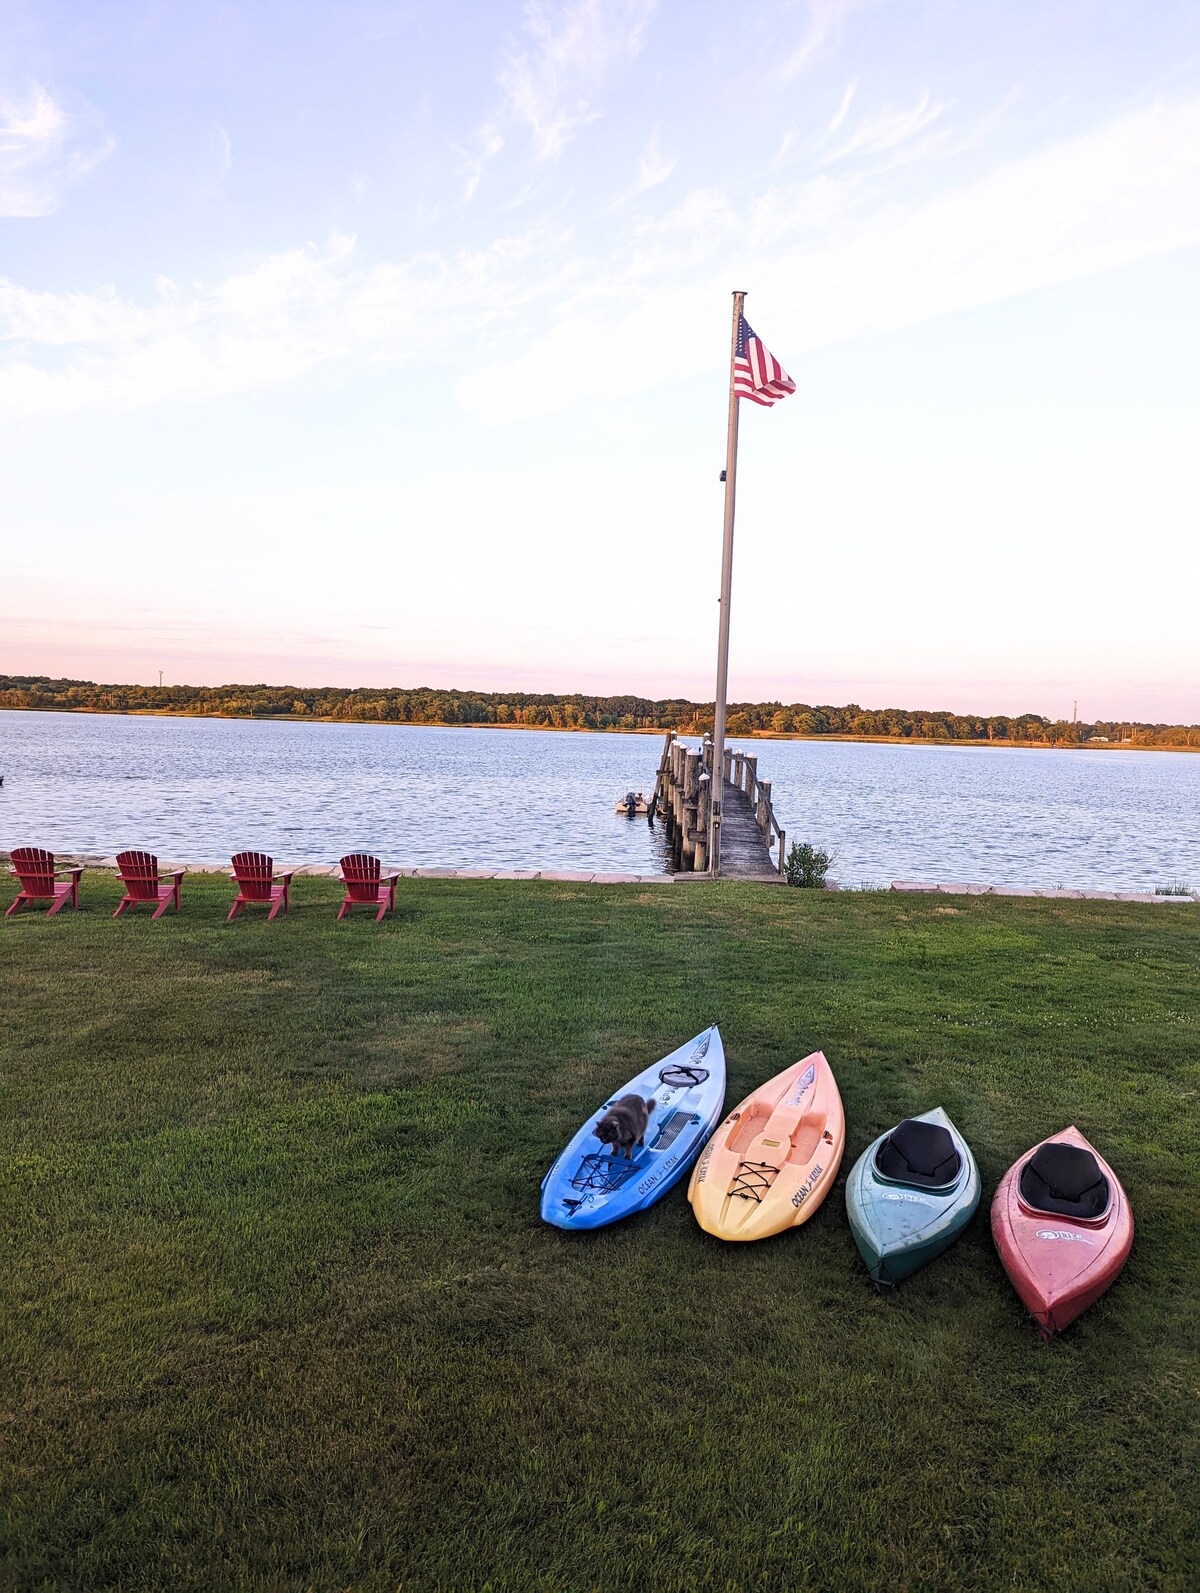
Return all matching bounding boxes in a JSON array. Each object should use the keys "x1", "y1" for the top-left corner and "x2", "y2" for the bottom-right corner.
[
  {"x1": 696, "y1": 773, "x2": 710, "y2": 872},
  {"x1": 652, "y1": 729, "x2": 675, "y2": 817},
  {"x1": 757, "y1": 777, "x2": 772, "y2": 840},
  {"x1": 682, "y1": 749, "x2": 701, "y2": 870}
]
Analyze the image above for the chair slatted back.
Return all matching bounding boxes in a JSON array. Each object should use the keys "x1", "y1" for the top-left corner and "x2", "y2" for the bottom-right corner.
[
  {"x1": 10, "y1": 847, "x2": 56, "y2": 894},
  {"x1": 116, "y1": 850, "x2": 161, "y2": 900},
  {"x1": 340, "y1": 853, "x2": 382, "y2": 902},
  {"x1": 231, "y1": 852, "x2": 275, "y2": 900}
]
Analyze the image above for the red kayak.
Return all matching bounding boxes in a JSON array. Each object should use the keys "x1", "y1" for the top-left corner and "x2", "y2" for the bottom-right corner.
[{"x1": 991, "y1": 1125, "x2": 1133, "y2": 1339}]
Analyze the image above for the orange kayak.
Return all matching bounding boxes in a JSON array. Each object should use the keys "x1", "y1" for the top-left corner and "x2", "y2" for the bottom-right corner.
[{"x1": 688, "y1": 1052, "x2": 845, "y2": 1240}]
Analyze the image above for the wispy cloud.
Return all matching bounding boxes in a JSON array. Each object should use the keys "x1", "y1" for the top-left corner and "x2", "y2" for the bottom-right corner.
[
  {"x1": 4, "y1": 97, "x2": 1200, "y2": 424},
  {"x1": 0, "y1": 82, "x2": 113, "y2": 216},
  {"x1": 824, "y1": 88, "x2": 950, "y2": 161},
  {"x1": 460, "y1": 96, "x2": 1200, "y2": 420},
  {"x1": 497, "y1": 0, "x2": 657, "y2": 159},
  {"x1": 774, "y1": 0, "x2": 860, "y2": 87},
  {"x1": 773, "y1": 75, "x2": 856, "y2": 168},
  {"x1": 827, "y1": 78, "x2": 857, "y2": 136},
  {"x1": 457, "y1": 123, "x2": 505, "y2": 203},
  {"x1": 609, "y1": 126, "x2": 675, "y2": 205}
]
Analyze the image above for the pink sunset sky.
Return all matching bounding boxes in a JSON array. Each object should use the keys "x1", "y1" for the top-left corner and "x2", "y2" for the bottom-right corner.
[{"x1": 4, "y1": 1, "x2": 1199, "y2": 722}]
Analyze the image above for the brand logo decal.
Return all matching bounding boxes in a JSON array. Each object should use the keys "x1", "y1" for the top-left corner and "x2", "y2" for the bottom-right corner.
[
  {"x1": 1036, "y1": 1229, "x2": 1095, "y2": 1245},
  {"x1": 883, "y1": 1191, "x2": 933, "y2": 1206},
  {"x1": 791, "y1": 1163, "x2": 824, "y2": 1208},
  {"x1": 786, "y1": 1064, "x2": 816, "y2": 1105},
  {"x1": 637, "y1": 1153, "x2": 678, "y2": 1195}
]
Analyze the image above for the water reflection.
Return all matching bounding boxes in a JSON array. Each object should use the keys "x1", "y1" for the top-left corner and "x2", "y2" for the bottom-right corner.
[{"x1": 1, "y1": 711, "x2": 1198, "y2": 891}]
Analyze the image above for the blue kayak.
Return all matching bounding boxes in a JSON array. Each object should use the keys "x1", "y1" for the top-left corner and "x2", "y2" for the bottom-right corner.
[
  {"x1": 540, "y1": 1027, "x2": 726, "y2": 1230},
  {"x1": 845, "y1": 1106, "x2": 980, "y2": 1287}
]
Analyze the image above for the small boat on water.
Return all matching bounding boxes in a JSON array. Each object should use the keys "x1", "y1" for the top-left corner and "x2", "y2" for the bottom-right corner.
[
  {"x1": 845, "y1": 1107, "x2": 980, "y2": 1288},
  {"x1": 615, "y1": 790, "x2": 652, "y2": 816},
  {"x1": 540, "y1": 1027, "x2": 726, "y2": 1230},
  {"x1": 688, "y1": 1051, "x2": 844, "y2": 1241},
  {"x1": 991, "y1": 1125, "x2": 1133, "y2": 1338}
]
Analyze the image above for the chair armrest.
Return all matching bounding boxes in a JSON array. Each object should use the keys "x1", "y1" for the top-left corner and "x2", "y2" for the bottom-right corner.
[
  {"x1": 168, "y1": 870, "x2": 186, "y2": 883},
  {"x1": 384, "y1": 873, "x2": 401, "y2": 885},
  {"x1": 277, "y1": 871, "x2": 295, "y2": 884},
  {"x1": 60, "y1": 868, "x2": 84, "y2": 881}
]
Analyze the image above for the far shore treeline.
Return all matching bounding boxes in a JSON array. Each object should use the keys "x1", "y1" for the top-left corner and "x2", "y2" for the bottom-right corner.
[{"x1": 2, "y1": 675, "x2": 1198, "y2": 748}]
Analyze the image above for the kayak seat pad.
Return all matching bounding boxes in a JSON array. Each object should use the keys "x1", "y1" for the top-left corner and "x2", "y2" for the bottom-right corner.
[
  {"x1": 1019, "y1": 1143, "x2": 1110, "y2": 1218},
  {"x1": 875, "y1": 1119, "x2": 961, "y2": 1188}
]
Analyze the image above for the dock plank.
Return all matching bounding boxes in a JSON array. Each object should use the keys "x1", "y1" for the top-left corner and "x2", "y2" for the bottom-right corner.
[{"x1": 718, "y1": 779, "x2": 781, "y2": 881}]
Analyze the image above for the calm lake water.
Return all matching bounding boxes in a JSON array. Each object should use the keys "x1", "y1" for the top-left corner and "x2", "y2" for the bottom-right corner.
[{"x1": 2, "y1": 710, "x2": 1199, "y2": 891}]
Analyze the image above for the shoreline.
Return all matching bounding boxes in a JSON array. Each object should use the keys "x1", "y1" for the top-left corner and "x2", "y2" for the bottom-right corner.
[
  {"x1": 5, "y1": 857, "x2": 1195, "y2": 902},
  {"x1": 1, "y1": 703, "x2": 1195, "y2": 753}
]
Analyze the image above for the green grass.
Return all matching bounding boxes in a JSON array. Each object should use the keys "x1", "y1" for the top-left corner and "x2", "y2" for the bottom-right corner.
[{"x1": 1, "y1": 875, "x2": 1197, "y2": 1592}]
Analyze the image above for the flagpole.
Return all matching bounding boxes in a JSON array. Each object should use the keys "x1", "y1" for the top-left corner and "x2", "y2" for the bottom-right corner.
[{"x1": 708, "y1": 289, "x2": 745, "y2": 877}]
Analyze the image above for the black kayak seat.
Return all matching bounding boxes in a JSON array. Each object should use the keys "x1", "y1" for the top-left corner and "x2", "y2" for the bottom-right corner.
[
  {"x1": 1019, "y1": 1142, "x2": 1110, "y2": 1219},
  {"x1": 875, "y1": 1118, "x2": 962, "y2": 1189}
]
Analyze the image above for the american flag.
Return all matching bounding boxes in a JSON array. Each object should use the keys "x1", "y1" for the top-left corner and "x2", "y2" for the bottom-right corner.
[{"x1": 732, "y1": 314, "x2": 795, "y2": 406}]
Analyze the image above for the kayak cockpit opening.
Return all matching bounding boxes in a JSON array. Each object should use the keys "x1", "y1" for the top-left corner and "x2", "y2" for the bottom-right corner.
[
  {"x1": 1019, "y1": 1143, "x2": 1110, "y2": 1219},
  {"x1": 875, "y1": 1119, "x2": 962, "y2": 1189}
]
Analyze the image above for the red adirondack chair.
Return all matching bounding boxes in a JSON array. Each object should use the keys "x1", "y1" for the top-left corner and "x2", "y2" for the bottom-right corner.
[
  {"x1": 114, "y1": 851, "x2": 185, "y2": 920},
  {"x1": 6, "y1": 847, "x2": 82, "y2": 918},
  {"x1": 337, "y1": 854, "x2": 401, "y2": 921},
  {"x1": 228, "y1": 852, "x2": 294, "y2": 921}
]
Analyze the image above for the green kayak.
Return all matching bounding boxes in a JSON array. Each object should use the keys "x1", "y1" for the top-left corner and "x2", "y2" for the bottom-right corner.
[{"x1": 845, "y1": 1107, "x2": 980, "y2": 1288}]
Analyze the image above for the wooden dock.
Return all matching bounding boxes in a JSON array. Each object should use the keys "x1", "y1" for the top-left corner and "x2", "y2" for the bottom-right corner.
[{"x1": 650, "y1": 732, "x2": 785, "y2": 879}]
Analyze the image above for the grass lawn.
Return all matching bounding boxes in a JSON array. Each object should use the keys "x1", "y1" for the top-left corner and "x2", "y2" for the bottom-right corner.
[{"x1": 1, "y1": 874, "x2": 1197, "y2": 1591}]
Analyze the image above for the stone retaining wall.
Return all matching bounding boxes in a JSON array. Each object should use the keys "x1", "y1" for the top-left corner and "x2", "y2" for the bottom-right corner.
[{"x1": 890, "y1": 881, "x2": 1197, "y2": 903}]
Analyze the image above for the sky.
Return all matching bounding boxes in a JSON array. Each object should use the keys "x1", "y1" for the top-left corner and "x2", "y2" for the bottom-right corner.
[{"x1": 2, "y1": 0, "x2": 1199, "y2": 722}]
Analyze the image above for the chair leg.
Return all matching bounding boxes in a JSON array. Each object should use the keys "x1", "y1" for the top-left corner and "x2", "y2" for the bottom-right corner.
[
  {"x1": 46, "y1": 891, "x2": 69, "y2": 917},
  {"x1": 4, "y1": 894, "x2": 26, "y2": 918},
  {"x1": 337, "y1": 900, "x2": 350, "y2": 921},
  {"x1": 114, "y1": 897, "x2": 130, "y2": 918},
  {"x1": 227, "y1": 898, "x2": 242, "y2": 922},
  {"x1": 151, "y1": 895, "x2": 169, "y2": 921},
  {"x1": 267, "y1": 893, "x2": 282, "y2": 922}
]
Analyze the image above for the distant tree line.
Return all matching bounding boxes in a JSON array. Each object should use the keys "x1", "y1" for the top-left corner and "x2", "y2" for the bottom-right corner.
[{"x1": 2, "y1": 675, "x2": 1198, "y2": 748}]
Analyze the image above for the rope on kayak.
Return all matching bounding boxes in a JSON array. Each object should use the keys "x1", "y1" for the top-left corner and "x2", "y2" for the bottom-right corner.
[
  {"x1": 570, "y1": 1152, "x2": 640, "y2": 1195},
  {"x1": 730, "y1": 1160, "x2": 779, "y2": 1202}
]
